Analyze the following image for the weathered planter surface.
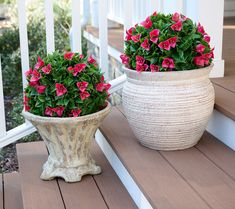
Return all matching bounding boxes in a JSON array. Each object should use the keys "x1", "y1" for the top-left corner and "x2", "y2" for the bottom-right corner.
[
  {"x1": 122, "y1": 65, "x2": 215, "y2": 150},
  {"x1": 22, "y1": 103, "x2": 111, "y2": 182}
]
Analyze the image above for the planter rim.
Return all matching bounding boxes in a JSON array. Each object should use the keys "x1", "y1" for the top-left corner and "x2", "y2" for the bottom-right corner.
[
  {"x1": 124, "y1": 64, "x2": 213, "y2": 81},
  {"x1": 22, "y1": 102, "x2": 111, "y2": 123}
]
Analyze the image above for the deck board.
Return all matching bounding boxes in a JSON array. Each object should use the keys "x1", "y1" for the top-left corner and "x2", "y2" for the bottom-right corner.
[
  {"x1": 58, "y1": 172, "x2": 108, "y2": 209},
  {"x1": 17, "y1": 142, "x2": 65, "y2": 209},
  {"x1": 213, "y1": 84, "x2": 235, "y2": 121},
  {"x1": 0, "y1": 174, "x2": 3, "y2": 209},
  {"x1": 91, "y1": 142, "x2": 137, "y2": 209},
  {"x1": 4, "y1": 172, "x2": 23, "y2": 209},
  {"x1": 100, "y1": 107, "x2": 211, "y2": 209},
  {"x1": 160, "y1": 148, "x2": 235, "y2": 209},
  {"x1": 196, "y1": 132, "x2": 235, "y2": 180},
  {"x1": 212, "y1": 76, "x2": 235, "y2": 93}
]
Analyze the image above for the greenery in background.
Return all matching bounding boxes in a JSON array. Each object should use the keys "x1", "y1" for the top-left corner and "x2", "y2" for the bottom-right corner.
[{"x1": 0, "y1": 0, "x2": 87, "y2": 141}]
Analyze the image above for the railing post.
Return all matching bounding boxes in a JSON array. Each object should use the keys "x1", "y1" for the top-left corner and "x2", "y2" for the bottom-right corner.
[
  {"x1": 98, "y1": 0, "x2": 108, "y2": 79},
  {"x1": 17, "y1": 0, "x2": 30, "y2": 89},
  {"x1": 71, "y1": 0, "x2": 81, "y2": 53},
  {"x1": 45, "y1": 0, "x2": 55, "y2": 54},
  {"x1": 0, "y1": 56, "x2": 6, "y2": 138}
]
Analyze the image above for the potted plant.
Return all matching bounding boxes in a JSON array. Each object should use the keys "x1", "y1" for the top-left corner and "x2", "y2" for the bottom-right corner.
[
  {"x1": 22, "y1": 51, "x2": 111, "y2": 182},
  {"x1": 120, "y1": 12, "x2": 215, "y2": 150}
]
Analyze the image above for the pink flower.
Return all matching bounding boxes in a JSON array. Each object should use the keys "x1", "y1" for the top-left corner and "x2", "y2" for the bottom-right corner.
[
  {"x1": 162, "y1": 58, "x2": 175, "y2": 69},
  {"x1": 172, "y1": 12, "x2": 180, "y2": 22},
  {"x1": 71, "y1": 109, "x2": 82, "y2": 117},
  {"x1": 73, "y1": 63, "x2": 86, "y2": 76},
  {"x1": 88, "y1": 55, "x2": 96, "y2": 64},
  {"x1": 158, "y1": 40, "x2": 171, "y2": 51},
  {"x1": 80, "y1": 91, "x2": 90, "y2": 100},
  {"x1": 29, "y1": 81, "x2": 38, "y2": 87},
  {"x1": 36, "y1": 85, "x2": 46, "y2": 94},
  {"x1": 131, "y1": 34, "x2": 141, "y2": 43},
  {"x1": 152, "y1": 11, "x2": 157, "y2": 16},
  {"x1": 196, "y1": 44, "x2": 206, "y2": 53},
  {"x1": 150, "y1": 64, "x2": 160, "y2": 72},
  {"x1": 76, "y1": 81, "x2": 88, "y2": 92},
  {"x1": 204, "y1": 36, "x2": 210, "y2": 43},
  {"x1": 25, "y1": 68, "x2": 33, "y2": 77},
  {"x1": 194, "y1": 56, "x2": 205, "y2": 67},
  {"x1": 181, "y1": 15, "x2": 188, "y2": 21},
  {"x1": 79, "y1": 54, "x2": 84, "y2": 59},
  {"x1": 45, "y1": 107, "x2": 53, "y2": 116},
  {"x1": 167, "y1": 37, "x2": 177, "y2": 48},
  {"x1": 34, "y1": 56, "x2": 44, "y2": 69},
  {"x1": 197, "y1": 23, "x2": 206, "y2": 35},
  {"x1": 203, "y1": 50, "x2": 214, "y2": 60},
  {"x1": 141, "y1": 17, "x2": 152, "y2": 29},
  {"x1": 53, "y1": 106, "x2": 64, "y2": 117},
  {"x1": 64, "y1": 52, "x2": 75, "y2": 60},
  {"x1": 67, "y1": 66, "x2": 73, "y2": 72},
  {"x1": 120, "y1": 54, "x2": 130, "y2": 64},
  {"x1": 55, "y1": 83, "x2": 67, "y2": 96},
  {"x1": 136, "y1": 56, "x2": 145, "y2": 65},
  {"x1": 42, "y1": 64, "x2": 51, "y2": 74},
  {"x1": 103, "y1": 83, "x2": 111, "y2": 91},
  {"x1": 100, "y1": 75, "x2": 105, "y2": 82},
  {"x1": 126, "y1": 27, "x2": 135, "y2": 36},
  {"x1": 96, "y1": 83, "x2": 105, "y2": 92},
  {"x1": 30, "y1": 70, "x2": 41, "y2": 82},
  {"x1": 171, "y1": 21, "x2": 182, "y2": 31},
  {"x1": 150, "y1": 29, "x2": 160, "y2": 43},
  {"x1": 23, "y1": 95, "x2": 30, "y2": 111},
  {"x1": 141, "y1": 39, "x2": 150, "y2": 51},
  {"x1": 136, "y1": 63, "x2": 148, "y2": 72}
]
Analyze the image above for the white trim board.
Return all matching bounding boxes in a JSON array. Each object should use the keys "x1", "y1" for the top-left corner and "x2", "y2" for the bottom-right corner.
[
  {"x1": 95, "y1": 129, "x2": 153, "y2": 209},
  {"x1": 83, "y1": 30, "x2": 122, "y2": 62},
  {"x1": 206, "y1": 109, "x2": 235, "y2": 151}
]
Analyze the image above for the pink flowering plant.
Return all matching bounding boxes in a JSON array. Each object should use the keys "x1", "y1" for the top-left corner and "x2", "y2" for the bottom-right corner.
[
  {"x1": 120, "y1": 12, "x2": 214, "y2": 72},
  {"x1": 24, "y1": 51, "x2": 110, "y2": 117}
]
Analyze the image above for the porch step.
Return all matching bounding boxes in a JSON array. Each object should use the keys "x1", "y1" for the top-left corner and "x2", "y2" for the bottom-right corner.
[
  {"x1": 16, "y1": 141, "x2": 137, "y2": 209},
  {"x1": 0, "y1": 172, "x2": 23, "y2": 209},
  {"x1": 99, "y1": 106, "x2": 235, "y2": 209}
]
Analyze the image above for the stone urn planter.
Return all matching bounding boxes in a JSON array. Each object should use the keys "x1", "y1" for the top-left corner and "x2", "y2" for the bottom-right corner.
[
  {"x1": 22, "y1": 103, "x2": 110, "y2": 182},
  {"x1": 122, "y1": 65, "x2": 215, "y2": 150}
]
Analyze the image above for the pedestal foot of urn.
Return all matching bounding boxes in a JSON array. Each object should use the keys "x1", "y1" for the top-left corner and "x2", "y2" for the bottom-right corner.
[{"x1": 40, "y1": 160, "x2": 101, "y2": 183}]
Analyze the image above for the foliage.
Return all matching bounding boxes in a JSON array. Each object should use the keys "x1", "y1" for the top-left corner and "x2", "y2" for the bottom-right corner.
[
  {"x1": 120, "y1": 12, "x2": 214, "y2": 72},
  {"x1": 24, "y1": 51, "x2": 110, "y2": 117}
]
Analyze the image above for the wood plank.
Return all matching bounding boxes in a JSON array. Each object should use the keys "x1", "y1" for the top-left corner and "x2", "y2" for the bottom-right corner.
[
  {"x1": 213, "y1": 84, "x2": 235, "y2": 121},
  {"x1": 58, "y1": 174, "x2": 108, "y2": 209},
  {"x1": 0, "y1": 174, "x2": 3, "y2": 209},
  {"x1": 17, "y1": 142, "x2": 65, "y2": 209},
  {"x1": 100, "y1": 107, "x2": 211, "y2": 209},
  {"x1": 160, "y1": 147, "x2": 235, "y2": 209},
  {"x1": 196, "y1": 132, "x2": 235, "y2": 180},
  {"x1": 211, "y1": 76, "x2": 235, "y2": 93},
  {"x1": 91, "y1": 141, "x2": 137, "y2": 209},
  {"x1": 4, "y1": 172, "x2": 23, "y2": 209}
]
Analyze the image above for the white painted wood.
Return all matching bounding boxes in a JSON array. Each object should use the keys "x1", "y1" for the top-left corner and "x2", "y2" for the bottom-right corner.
[
  {"x1": 0, "y1": 57, "x2": 6, "y2": 138},
  {"x1": 194, "y1": 0, "x2": 225, "y2": 77},
  {"x1": 45, "y1": 0, "x2": 55, "y2": 54},
  {"x1": 0, "y1": 123, "x2": 36, "y2": 148},
  {"x1": 109, "y1": 74, "x2": 127, "y2": 94},
  {"x1": 162, "y1": 0, "x2": 184, "y2": 14},
  {"x1": 71, "y1": 0, "x2": 81, "y2": 53},
  {"x1": 17, "y1": 0, "x2": 30, "y2": 88},
  {"x1": 95, "y1": 130, "x2": 153, "y2": 209},
  {"x1": 206, "y1": 109, "x2": 235, "y2": 151},
  {"x1": 98, "y1": 0, "x2": 108, "y2": 78},
  {"x1": 123, "y1": 0, "x2": 133, "y2": 40}
]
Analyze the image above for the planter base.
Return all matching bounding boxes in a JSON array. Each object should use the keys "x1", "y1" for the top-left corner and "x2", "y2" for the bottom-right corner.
[{"x1": 41, "y1": 158, "x2": 101, "y2": 182}]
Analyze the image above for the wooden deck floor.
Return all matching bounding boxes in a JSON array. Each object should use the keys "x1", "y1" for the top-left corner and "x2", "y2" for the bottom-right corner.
[{"x1": 100, "y1": 106, "x2": 235, "y2": 209}]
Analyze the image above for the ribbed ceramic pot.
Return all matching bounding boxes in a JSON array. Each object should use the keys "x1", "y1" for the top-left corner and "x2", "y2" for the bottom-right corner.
[
  {"x1": 22, "y1": 103, "x2": 111, "y2": 182},
  {"x1": 122, "y1": 65, "x2": 215, "y2": 150}
]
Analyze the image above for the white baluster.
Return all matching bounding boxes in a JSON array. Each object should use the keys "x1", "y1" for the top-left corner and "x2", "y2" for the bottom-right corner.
[
  {"x1": 0, "y1": 56, "x2": 6, "y2": 138},
  {"x1": 71, "y1": 0, "x2": 81, "y2": 53},
  {"x1": 45, "y1": 0, "x2": 55, "y2": 54},
  {"x1": 17, "y1": 0, "x2": 29, "y2": 89},
  {"x1": 99, "y1": 0, "x2": 108, "y2": 78}
]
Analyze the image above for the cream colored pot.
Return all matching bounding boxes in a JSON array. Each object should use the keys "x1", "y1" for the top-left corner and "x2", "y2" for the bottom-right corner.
[
  {"x1": 122, "y1": 65, "x2": 214, "y2": 150},
  {"x1": 22, "y1": 103, "x2": 110, "y2": 182}
]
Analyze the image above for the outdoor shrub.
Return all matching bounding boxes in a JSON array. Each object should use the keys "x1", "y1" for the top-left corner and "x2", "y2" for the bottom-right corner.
[
  {"x1": 120, "y1": 12, "x2": 214, "y2": 72},
  {"x1": 24, "y1": 51, "x2": 110, "y2": 117}
]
